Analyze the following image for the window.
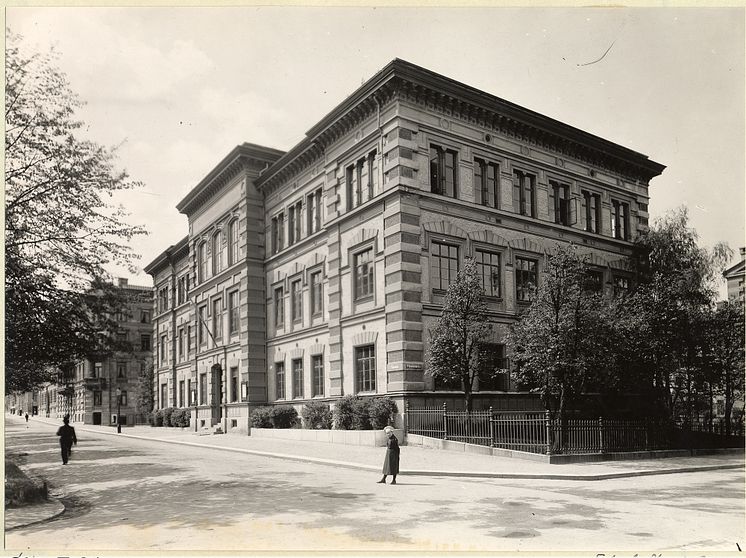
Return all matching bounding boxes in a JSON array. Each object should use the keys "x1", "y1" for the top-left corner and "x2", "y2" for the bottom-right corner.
[
  {"x1": 187, "y1": 379, "x2": 192, "y2": 405},
  {"x1": 271, "y1": 212, "x2": 285, "y2": 255},
  {"x1": 212, "y1": 231, "x2": 224, "y2": 275},
  {"x1": 187, "y1": 325, "x2": 192, "y2": 353},
  {"x1": 157, "y1": 287, "x2": 169, "y2": 313},
  {"x1": 310, "y1": 271, "x2": 323, "y2": 316},
  {"x1": 179, "y1": 380, "x2": 185, "y2": 407},
  {"x1": 141, "y1": 310, "x2": 150, "y2": 323},
  {"x1": 199, "y1": 373, "x2": 207, "y2": 405},
  {"x1": 431, "y1": 241, "x2": 459, "y2": 291},
  {"x1": 307, "y1": 189, "x2": 322, "y2": 234},
  {"x1": 355, "y1": 345, "x2": 376, "y2": 393},
  {"x1": 230, "y1": 367, "x2": 238, "y2": 403},
  {"x1": 177, "y1": 328, "x2": 184, "y2": 359},
  {"x1": 274, "y1": 287, "x2": 285, "y2": 328},
  {"x1": 549, "y1": 181, "x2": 571, "y2": 226},
  {"x1": 612, "y1": 199, "x2": 630, "y2": 240},
  {"x1": 140, "y1": 334, "x2": 151, "y2": 352},
  {"x1": 198, "y1": 306, "x2": 207, "y2": 345},
  {"x1": 582, "y1": 190, "x2": 601, "y2": 233},
  {"x1": 430, "y1": 144, "x2": 458, "y2": 198},
  {"x1": 229, "y1": 219, "x2": 239, "y2": 265},
  {"x1": 613, "y1": 275, "x2": 631, "y2": 296},
  {"x1": 474, "y1": 158, "x2": 499, "y2": 208},
  {"x1": 353, "y1": 248, "x2": 374, "y2": 300},
  {"x1": 512, "y1": 169, "x2": 536, "y2": 217},
  {"x1": 159, "y1": 334, "x2": 167, "y2": 365},
  {"x1": 346, "y1": 150, "x2": 378, "y2": 210},
  {"x1": 212, "y1": 298, "x2": 223, "y2": 340},
  {"x1": 275, "y1": 362, "x2": 286, "y2": 400},
  {"x1": 115, "y1": 311, "x2": 125, "y2": 322},
  {"x1": 94, "y1": 362, "x2": 102, "y2": 378},
  {"x1": 198, "y1": 241, "x2": 208, "y2": 283},
  {"x1": 93, "y1": 391, "x2": 102, "y2": 406},
  {"x1": 161, "y1": 383, "x2": 168, "y2": 408},
  {"x1": 177, "y1": 275, "x2": 189, "y2": 305},
  {"x1": 292, "y1": 358, "x2": 304, "y2": 399},
  {"x1": 479, "y1": 343, "x2": 510, "y2": 391},
  {"x1": 288, "y1": 202, "x2": 302, "y2": 246},
  {"x1": 228, "y1": 291, "x2": 239, "y2": 335},
  {"x1": 312, "y1": 355, "x2": 324, "y2": 397},
  {"x1": 116, "y1": 331, "x2": 128, "y2": 345},
  {"x1": 120, "y1": 391, "x2": 128, "y2": 406},
  {"x1": 291, "y1": 280, "x2": 302, "y2": 323},
  {"x1": 515, "y1": 257, "x2": 538, "y2": 303},
  {"x1": 117, "y1": 362, "x2": 126, "y2": 379},
  {"x1": 584, "y1": 270, "x2": 604, "y2": 293},
  {"x1": 476, "y1": 249, "x2": 501, "y2": 297}
]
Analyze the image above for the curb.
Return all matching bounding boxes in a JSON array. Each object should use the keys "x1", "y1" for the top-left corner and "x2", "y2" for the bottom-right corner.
[
  {"x1": 5, "y1": 498, "x2": 66, "y2": 531},
  {"x1": 74, "y1": 424, "x2": 745, "y2": 482}
]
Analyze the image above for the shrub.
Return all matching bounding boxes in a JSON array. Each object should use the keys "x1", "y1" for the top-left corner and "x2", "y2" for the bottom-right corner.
[
  {"x1": 250, "y1": 406, "x2": 273, "y2": 428},
  {"x1": 302, "y1": 401, "x2": 333, "y2": 429},
  {"x1": 334, "y1": 394, "x2": 357, "y2": 430},
  {"x1": 170, "y1": 408, "x2": 190, "y2": 428},
  {"x1": 162, "y1": 407, "x2": 175, "y2": 427},
  {"x1": 369, "y1": 397, "x2": 398, "y2": 429},
  {"x1": 351, "y1": 398, "x2": 372, "y2": 430},
  {"x1": 151, "y1": 409, "x2": 164, "y2": 427},
  {"x1": 271, "y1": 405, "x2": 299, "y2": 429}
]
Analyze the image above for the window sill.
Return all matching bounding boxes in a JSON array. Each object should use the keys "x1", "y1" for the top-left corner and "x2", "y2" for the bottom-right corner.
[{"x1": 354, "y1": 295, "x2": 374, "y2": 304}]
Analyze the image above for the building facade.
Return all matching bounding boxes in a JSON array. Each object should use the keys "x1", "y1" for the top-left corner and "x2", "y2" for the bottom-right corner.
[
  {"x1": 146, "y1": 59, "x2": 664, "y2": 431},
  {"x1": 6, "y1": 279, "x2": 153, "y2": 426}
]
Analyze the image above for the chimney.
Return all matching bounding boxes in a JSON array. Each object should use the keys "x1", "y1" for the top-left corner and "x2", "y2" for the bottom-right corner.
[{"x1": 118, "y1": 278, "x2": 129, "y2": 287}]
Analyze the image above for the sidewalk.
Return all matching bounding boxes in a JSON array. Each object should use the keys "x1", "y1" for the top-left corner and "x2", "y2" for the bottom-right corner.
[{"x1": 19, "y1": 415, "x2": 745, "y2": 481}]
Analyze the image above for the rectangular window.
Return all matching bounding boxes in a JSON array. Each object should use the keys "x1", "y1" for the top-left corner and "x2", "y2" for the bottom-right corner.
[
  {"x1": 612, "y1": 199, "x2": 630, "y2": 240},
  {"x1": 120, "y1": 391, "x2": 127, "y2": 406},
  {"x1": 140, "y1": 334, "x2": 151, "y2": 352},
  {"x1": 271, "y1": 216, "x2": 278, "y2": 255},
  {"x1": 93, "y1": 391, "x2": 102, "y2": 406},
  {"x1": 310, "y1": 271, "x2": 323, "y2": 316},
  {"x1": 187, "y1": 325, "x2": 192, "y2": 353},
  {"x1": 291, "y1": 279, "x2": 303, "y2": 323},
  {"x1": 353, "y1": 248, "x2": 374, "y2": 300},
  {"x1": 212, "y1": 299, "x2": 223, "y2": 340},
  {"x1": 271, "y1": 212, "x2": 285, "y2": 254},
  {"x1": 347, "y1": 151, "x2": 377, "y2": 210},
  {"x1": 430, "y1": 144, "x2": 458, "y2": 198},
  {"x1": 476, "y1": 249, "x2": 501, "y2": 297},
  {"x1": 288, "y1": 205, "x2": 296, "y2": 246},
  {"x1": 230, "y1": 367, "x2": 238, "y2": 403},
  {"x1": 613, "y1": 275, "x2": 631, "y2": 296},
  {"x1": 512, "y1": 170, "x2": 536, "y2": 217},
  {"x1": 582, "y1": 190, "x2": 601, "y2": 233},
  {"x1": 198, "y1": 306, "x2": 207, "y2": 345},
  {"x1": 275, "y1": 362, "x2": 286, "y2": 400},
  {"x1": 141, "y1": 310, "x2": 150, "y2": 323},
  {"x1": 198, "y1": 242, "x2": 207, "y2": 283},
  {"x1": 199, "y1": 373, "x2": 207, "y2": 405},
  {"x1": 117, "y1": 362, "x2": 126, "y2": 379},
  {"x1": 431, "y1": 241, "x2": 459, "y2": 291},
  {"x1": 94, "y1": 362, "x2": 102, "y2": 378},
  {"x1": 274, "y1": 287, "x2": 285, "y2": 328},
  {"x1": 179, "y1": 380, "x2": 185, "y2": 407},
  {"x1": 479, "y1": 343, "x2": 509, "y2": 391},
  {"x1": 159, "y1": 334, "x2": 167, "y2": 365},
  {"x1": 355, "y1": 345, "x2": 376, "y2": 393},
  {"x1": 584, "y1": 270, "x2": 604, "y2": 293},
  {"x1": 228, "y1": 291, "x2": 239, "y2": 335},
  {"x1": 515, "y1": 257, "x2": 538, "y2": 303},
  {"x1": 307, "y1": 189, "x2": 323, "y2": 235},
  {"x1": 549, "y1": 181, "x2": 571, "y2": 226},
  {"x1": 177, "y1": 327, "x2": 184, "y2": 359},
  {"x1": 187, "y1": 379, "x2": 192, "y2": 405},
  {"x1": 292, "y1": 358, "x2": 304, "y2": 399},
  {"x1": 161, "y1": 383, "x2": 168, "y2": 408},
  {"x1": 475, "y1": 158, "x2": 499, "y2": 208},
  {"x1": 312, "y1": 355, "x2": 324, "y2": 397}
]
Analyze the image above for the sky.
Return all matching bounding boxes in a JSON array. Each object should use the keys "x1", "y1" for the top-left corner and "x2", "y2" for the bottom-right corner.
[{"x1": 6, "y1": 7, "x2": 745, "y2": 296}]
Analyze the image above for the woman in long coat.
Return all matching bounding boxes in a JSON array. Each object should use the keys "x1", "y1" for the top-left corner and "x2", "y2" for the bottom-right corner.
[{"x1": 377, "y1": 426, "x2": 400, "y2": 484}]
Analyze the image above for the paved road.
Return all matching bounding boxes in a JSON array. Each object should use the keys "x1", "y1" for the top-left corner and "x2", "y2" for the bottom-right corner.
[{"x1": 5, "y1": 420, "x2": 744, "y2": 553}]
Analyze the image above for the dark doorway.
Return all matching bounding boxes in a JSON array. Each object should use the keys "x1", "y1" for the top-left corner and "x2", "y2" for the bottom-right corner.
[{"x1": 92, "y1": 411, "x2": 102, "y2": 425}]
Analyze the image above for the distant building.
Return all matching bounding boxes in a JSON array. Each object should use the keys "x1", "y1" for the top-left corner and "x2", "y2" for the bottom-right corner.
[
  {"x1": 146, "y1": 59, "x2": 665, "y2": 432},
  {"x1": 7, "y1": 279, "x2": 153, "y2": 426},
  {"x1": 723, "y1": 247, "x2": 745, "y2": 304}
]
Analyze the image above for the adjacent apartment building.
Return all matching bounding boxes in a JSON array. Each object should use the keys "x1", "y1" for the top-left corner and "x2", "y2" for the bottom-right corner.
[
  {"x1": 145, "y1": 59, "x2": 665, "y2": 432},
  {"x1": 7, "y1": 279, "x2": 153, "y2": 426}
]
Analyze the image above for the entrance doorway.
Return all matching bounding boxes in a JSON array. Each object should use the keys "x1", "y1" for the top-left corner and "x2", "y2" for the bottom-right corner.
[{"x1": 92, "y1": 411, "x2": 102, "y2": 425}]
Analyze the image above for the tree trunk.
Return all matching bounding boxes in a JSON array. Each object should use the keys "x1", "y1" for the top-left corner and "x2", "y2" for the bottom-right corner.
[
  {"x1": 464, "y1": 384, "x2": 473, "y2": 415},
  {"x1": 724, "y1": 370, "x2": 733, "y2": 436}
]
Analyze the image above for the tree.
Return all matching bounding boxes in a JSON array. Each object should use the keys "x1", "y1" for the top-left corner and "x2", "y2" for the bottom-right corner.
[
  {"x1": 427, "y1": 257, "x2": 498, "y2": 413},
  {"x1": 135, "y1": 362, "x2": 155, "y2": 419},
  {"x1": 506, "y1": 245, "x2": 616, "y2": 419},
  {"x1": 5, "y1": 29, "x2": 147, "y2": 391}
]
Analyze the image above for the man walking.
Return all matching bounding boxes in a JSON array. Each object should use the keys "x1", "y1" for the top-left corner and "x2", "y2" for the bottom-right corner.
[{"x1": 56, "y1": 415, "x2": 77, "y2": 465}]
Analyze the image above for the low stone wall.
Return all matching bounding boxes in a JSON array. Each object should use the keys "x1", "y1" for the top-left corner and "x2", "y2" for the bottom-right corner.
[
  {"x1": 406, "y1": 433, "x2": 549, "y2": 462},
  {"x1": 250, "y1": 427, "x2": 404, "y2": 447}
]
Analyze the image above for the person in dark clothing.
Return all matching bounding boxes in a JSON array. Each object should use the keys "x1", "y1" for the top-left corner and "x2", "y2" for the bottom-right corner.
[
  {"x1": 56, "y1": 415, "x2": 77, "y2": 465},
  {"x1": 377, "y1": 426, "x2": 400, "y2": 484}
]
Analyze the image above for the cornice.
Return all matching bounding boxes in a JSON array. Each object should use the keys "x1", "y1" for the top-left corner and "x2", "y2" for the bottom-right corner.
[{"x1": 143, "y1": 235, "x2": 190, "y2": 276}]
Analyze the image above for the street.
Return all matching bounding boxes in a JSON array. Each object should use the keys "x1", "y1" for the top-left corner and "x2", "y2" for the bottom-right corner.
[{"x1": 5, "y1": 419, "x2": 744, "y2": 553}]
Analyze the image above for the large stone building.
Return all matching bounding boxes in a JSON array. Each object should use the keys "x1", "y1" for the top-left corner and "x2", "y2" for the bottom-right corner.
[
  {"x1": 7, "y1": 279, "x2": 153, "y2": 426},
  {"x1": 146, "y1": 59, "x2": 664, "y2": 432}
]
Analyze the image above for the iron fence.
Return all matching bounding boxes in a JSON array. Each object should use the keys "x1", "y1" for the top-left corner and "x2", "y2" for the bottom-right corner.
[{"x1": 405, "y1": 403, "x2": 740, "y2": 455}]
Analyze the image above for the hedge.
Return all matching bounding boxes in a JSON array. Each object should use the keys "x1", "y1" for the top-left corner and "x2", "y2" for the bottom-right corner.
[
  {"x1": 333, "y1": 396, "x2": 398, "y2": 430},
  {"x1": 302, "y1": 401, "x2": 332, "y2": 429}
]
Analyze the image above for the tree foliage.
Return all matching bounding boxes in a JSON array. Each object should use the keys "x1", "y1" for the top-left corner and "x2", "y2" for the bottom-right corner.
[
  {"x1": 427, "y1": 257, "x2": 497, "y2": 413},
  {"x1": 5, "y1": 29, "x2": 147, "y2": 392},
  {"x1": 135, "y1": 362, "x2": 155, "y2": 418}
]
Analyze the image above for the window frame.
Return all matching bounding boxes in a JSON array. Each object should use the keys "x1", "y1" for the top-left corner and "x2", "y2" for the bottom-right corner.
[
  {"x1": 290, "y1": 278, "x2": 303, "y2": 323},
  {"x1": 292, "y1": 358, "x2": 304, "y2": 399},
  {"x1": 515, "y1": 255, "x2": 539, "y2": 304},
  {"x1": 353, "y1": 247, "x2": 375, "y2": 301},
  {"x1": 474, "y1": 157, "x2": 500, "y2": 209},
  {"x1": 582, "y1": 189, "x2": 602, "y2": 234},
  {"x1": 311, "y1": 354, "x2": 324, "y2": 397},
  {"x1": 430, "y1": 239, "x2": 460, "y2": 292},
  {"x1": 512, "y1": 168, "x2": 537, "y2": 218},
  {"x1": 611, "y1": 199, "x2": 630, "y2": 240},
  {"x1": 228, "y1": 290, "x2": 240, "y2": 335},
  {"x1": 274, "y1": 286, "x2": 285, "y2": 329},
  {"x1": 275, "y1": 361, "x2": 286, "y2": 400},
  {"x1": 355, "y1": 344, "x2": 377, "y2": 394},
  {"x1": 430, "y1": 144, "x2": 459, "y2": 198},
  {"x1": 475, "y1": 248, "x2": 502, "y2": 298}
]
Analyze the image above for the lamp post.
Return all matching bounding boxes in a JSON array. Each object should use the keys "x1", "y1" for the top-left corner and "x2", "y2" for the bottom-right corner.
[{"x1": 116, "y1": 387, "x2": 122, "y2": 434}]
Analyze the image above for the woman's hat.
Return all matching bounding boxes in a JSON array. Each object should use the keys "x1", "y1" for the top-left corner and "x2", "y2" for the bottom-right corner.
[{"x1": 383, "y1": 426, "x2": 394, "y2": 433}]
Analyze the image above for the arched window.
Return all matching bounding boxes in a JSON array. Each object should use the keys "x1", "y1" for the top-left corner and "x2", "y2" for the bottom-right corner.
[
  {"x1": 197, "y1": 241, "x2": 207, "y2": 283},
  {"x1": 228, "y1": 219, "x2": 239, "y2": 266},
  {"x1": 212, "y1": 230, "x2": 224, "y2": 275}
]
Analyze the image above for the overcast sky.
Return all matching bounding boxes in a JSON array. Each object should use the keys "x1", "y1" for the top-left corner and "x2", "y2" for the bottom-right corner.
[{"x1": 7, "y1": 7, "x2": 745, "y2": 295}]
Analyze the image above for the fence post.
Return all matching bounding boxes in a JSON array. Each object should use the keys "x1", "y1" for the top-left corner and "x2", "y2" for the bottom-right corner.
[
  {"x1": 488, "y1": 406, "x2": 494, "y2": 447},
  {"x1": 443, "y1": 402, "x2": 448, "y2": 441},
  {"x1": 545, "y1": 410, "x2": 552, "y2": 455},
  {"x1": 404, "y1": 400, "x2": 409, "y2": 436},
  {"x1": 598, "y1": 417, "x2": 605, "y2": 454},
  {"x1": 644, "y1": 417, "x2": 649, "y2": 451}
]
